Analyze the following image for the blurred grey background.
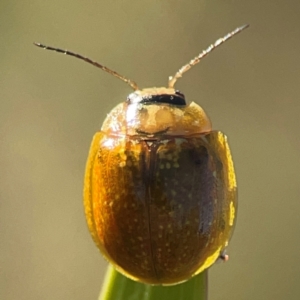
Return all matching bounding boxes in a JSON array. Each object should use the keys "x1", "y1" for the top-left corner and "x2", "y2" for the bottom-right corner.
[{"x1": 1, "y1": 1, "x2": 300, "y2": 299}]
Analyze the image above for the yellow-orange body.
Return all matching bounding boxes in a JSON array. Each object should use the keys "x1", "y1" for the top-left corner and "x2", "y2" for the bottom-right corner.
[{"x1": 84, "y1": 88, "x2": 237, "y2": 285}]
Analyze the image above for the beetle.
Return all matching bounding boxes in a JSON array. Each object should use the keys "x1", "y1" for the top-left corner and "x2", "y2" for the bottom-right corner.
[{"x1": 35, "y1": 24, "x2": 248, "y2": 285}]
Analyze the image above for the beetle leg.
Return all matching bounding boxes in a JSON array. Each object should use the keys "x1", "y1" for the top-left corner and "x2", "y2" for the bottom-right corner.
[{"x1": 217, "y1": 250, "x2": 229, "y2": 263}]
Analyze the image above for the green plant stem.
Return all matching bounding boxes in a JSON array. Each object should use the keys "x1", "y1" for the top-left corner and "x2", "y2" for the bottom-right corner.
[{"x1": 99, "y1": 265, "x2": 208, "y2": 300}]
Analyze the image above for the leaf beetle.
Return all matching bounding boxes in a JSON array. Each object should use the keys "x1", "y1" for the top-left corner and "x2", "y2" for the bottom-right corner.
[{"x1": 35, "y1": 24, "x2": 248, "y2": 285}]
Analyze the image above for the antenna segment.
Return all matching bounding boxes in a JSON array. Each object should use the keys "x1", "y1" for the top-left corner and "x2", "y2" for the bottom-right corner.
[
  {"x1": 33, "y1": 42, "x2": 139, "y2": 91},
  {"x1": 168, "y1": 24, "x2": 249, "y2": 88}
]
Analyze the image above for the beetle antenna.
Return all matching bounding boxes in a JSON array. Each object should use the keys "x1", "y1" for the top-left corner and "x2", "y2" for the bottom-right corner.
[
  {"x1": 33, "y1": 43, "x2": 139, "y2": 91},
  {"x1": 168, "y1": 24, "x2": 249, "y2": 88}
]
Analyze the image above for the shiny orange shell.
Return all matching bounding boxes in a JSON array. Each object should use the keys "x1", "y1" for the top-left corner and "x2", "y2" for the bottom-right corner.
[{"x1": 83, "y1": 95, "x2": 237, "y2": 285}]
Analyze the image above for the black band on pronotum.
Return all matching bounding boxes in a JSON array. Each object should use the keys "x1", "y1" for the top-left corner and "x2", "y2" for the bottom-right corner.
[{"x1": 128, "y1": 93, "x2": 186, "y2": 106}]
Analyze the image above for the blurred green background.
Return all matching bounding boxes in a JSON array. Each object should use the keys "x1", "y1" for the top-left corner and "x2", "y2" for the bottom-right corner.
[{"x1": 1, "y1": 1, "x2": 300, "y2": 299}]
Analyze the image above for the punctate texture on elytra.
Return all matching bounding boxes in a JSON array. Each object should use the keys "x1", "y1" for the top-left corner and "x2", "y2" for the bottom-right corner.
[{"x1": 83, "y1": 89, "x2": 237, "y2": 285}]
